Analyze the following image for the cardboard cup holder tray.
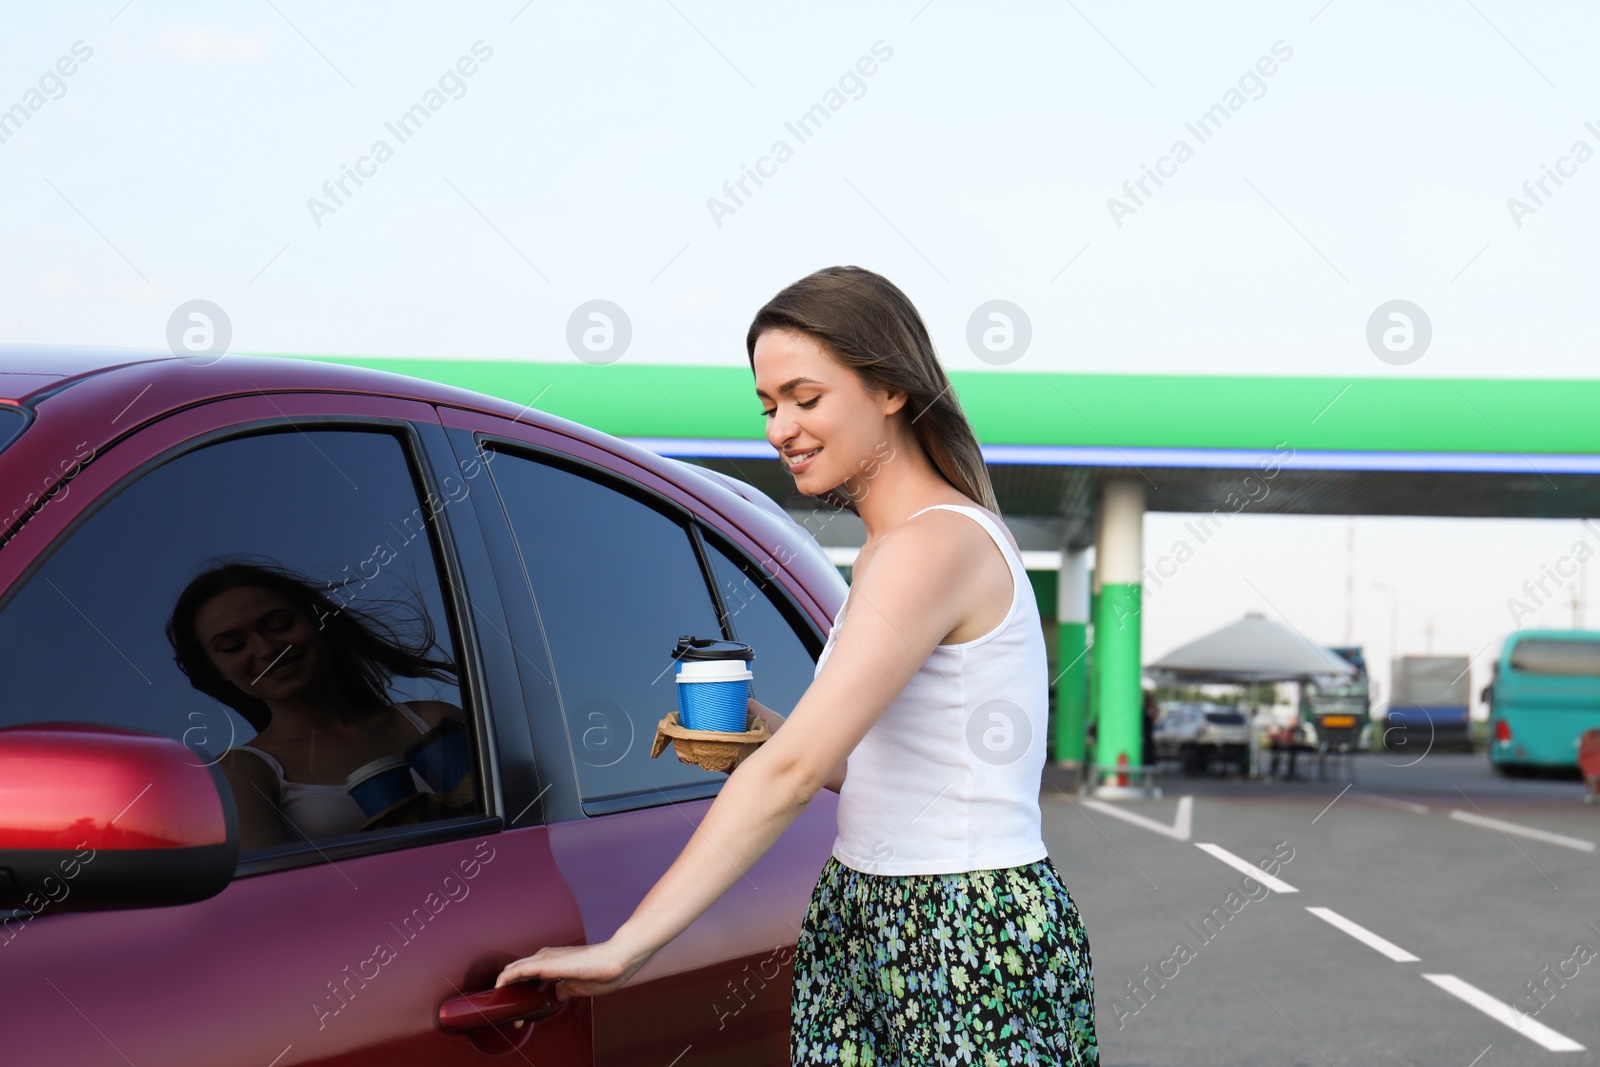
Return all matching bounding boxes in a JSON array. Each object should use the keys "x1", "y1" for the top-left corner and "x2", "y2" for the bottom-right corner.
[{"x1": 651, "y1": 709, "x2": 770, "y2": 773}]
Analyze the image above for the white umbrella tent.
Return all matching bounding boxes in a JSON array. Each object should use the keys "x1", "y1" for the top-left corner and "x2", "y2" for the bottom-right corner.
[
  {"x1": 1144, "y1": 611, "x2": 1357, "y2": 684},
  {"x1": 1143, "y1": 612, "x2": 1358, "y2": 779}
]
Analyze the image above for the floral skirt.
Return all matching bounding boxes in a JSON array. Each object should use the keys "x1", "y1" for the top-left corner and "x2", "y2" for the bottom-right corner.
[{"x1": 791, "y1": 853, "x2": 1099, "y2": 1066}]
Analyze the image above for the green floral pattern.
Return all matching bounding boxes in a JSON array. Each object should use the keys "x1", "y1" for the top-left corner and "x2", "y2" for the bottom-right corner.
[{"x1": 792, "y1": 854, "x2": 1099, "y2": 1066}]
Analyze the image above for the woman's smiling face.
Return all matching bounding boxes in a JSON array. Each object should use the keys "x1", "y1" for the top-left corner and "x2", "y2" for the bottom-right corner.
[
  {"x1": 194, "y1": 585, "x2": 325, "y2": 702},
  {"x1": 753, "y1": 327, "x2": 903, "y2": 495}
]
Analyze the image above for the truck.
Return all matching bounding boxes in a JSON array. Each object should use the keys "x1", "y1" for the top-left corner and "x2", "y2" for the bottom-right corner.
[
  {"x1": 1384, "y1": 655, "x2": 1473, "y2": 752},
  {"x1": 1299, "y1": 646, "x2": 1372, "y2": 751}
]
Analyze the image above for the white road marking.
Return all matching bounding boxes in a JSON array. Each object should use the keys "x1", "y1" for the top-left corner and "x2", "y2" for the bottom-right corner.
[
  {"x1": 1075, "y1": 795, "x2": 1193, "y2": 840},
  {"x1": 1193, "y1": 842, "x2": 1298, "y2": 893},
  {"x1": 1353, "y1": 791, "x2": 1430, "y2": 815},
  {"x1": 1421, "y1": 974, "x2": 1585, "y2": 1052},
  {"x1": 1448, "y1": 810, "x2": 1595, "y2": 852},
  {"x1": 1304, "y1": 906, "x2": 1419, "y2": 961}
]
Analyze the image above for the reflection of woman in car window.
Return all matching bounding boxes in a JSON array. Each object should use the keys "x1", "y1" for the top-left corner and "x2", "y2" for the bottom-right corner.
[{"x1": 165, "y1": 559, "x2": 469, "y2": 850}]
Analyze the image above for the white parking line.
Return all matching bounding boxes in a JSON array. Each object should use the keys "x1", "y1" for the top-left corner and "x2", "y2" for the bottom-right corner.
[
  {"x1": 1448, "y1": 810, "x2": 1596, "y2": 852},
  {"x1": 1193, "y1": 843, "x2": 1298, "y2": 893},
  {"x1": 1076, "y1": 795, "x2": 1193, "y2": 840},
  {"x1": 1421, "y1": 974, "x2": 1585, "y2": 1052},
  {"x1": 1304, "y1": 906, "x2": 1419, "y2": 962}
]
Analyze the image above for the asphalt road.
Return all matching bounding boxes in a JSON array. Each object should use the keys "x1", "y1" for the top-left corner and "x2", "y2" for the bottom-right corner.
[{"x1": 1039, "y1": 753, "x2": 1600, "y2": 1067}]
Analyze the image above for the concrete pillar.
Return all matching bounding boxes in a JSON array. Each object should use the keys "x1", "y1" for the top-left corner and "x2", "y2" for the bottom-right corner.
[
  {"x1": 1092, "y1": 480, "x2": 1147, "y2": 796},
  {"x1": 1088, "y1": 505, "x2": 1104, "y2": 770},
  {"x1": 1054, "y1": 548, "x2": 1090, "y2": 768}
]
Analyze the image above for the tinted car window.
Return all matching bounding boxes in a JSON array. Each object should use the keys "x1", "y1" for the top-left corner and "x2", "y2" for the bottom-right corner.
[
  {"x1": 703, "y1": 532, "x2": 820, "y2": 717},
  {"x1": 0, "y1": 429, "x2": 480, "y2": 851},
  {"x1": 484, "y1": 449, "x2": 728, "y2": 810},
  {"x1": 0, "y1": 405, "x2": 25, "y2": 456}
]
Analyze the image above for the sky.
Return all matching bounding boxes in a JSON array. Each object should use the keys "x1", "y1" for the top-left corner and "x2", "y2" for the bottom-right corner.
[{"x1": 3, "y1": 1, "x2": 1598, "y2": 713}]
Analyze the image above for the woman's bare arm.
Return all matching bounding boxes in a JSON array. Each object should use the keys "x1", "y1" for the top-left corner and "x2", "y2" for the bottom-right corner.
[
  {"x1": 605, "y1": 520, "x2": 969, "y2": 963},
  {"x1": 746, "y1": 698, "x2": 846, "y2": 793}
]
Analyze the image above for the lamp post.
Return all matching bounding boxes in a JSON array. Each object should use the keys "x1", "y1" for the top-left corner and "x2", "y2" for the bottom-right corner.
[{"x1": 1370, "y1": 581, "x2": 1399, "y2": 709}]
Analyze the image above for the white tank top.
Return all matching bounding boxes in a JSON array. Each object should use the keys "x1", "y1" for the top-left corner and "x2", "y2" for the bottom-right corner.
[
  {"x1": 231, "y1": 702, "x2": 437, "y2": 839},
  {"x1": 817, "y1": 504, "x2": 1050, "y2": 875}
]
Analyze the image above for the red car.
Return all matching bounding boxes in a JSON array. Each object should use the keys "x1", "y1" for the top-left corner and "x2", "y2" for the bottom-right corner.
[{"x1": 0, "y1": 346, "x2": 845, "y2": 1065}]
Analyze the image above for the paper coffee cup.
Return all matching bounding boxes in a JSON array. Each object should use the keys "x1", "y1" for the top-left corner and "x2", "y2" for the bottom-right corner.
[
  {"x1": 671, "y1": 635, "x2": 756, "y2": 733},
  {"x1": 405, "y1": 718, "x2": 471, "y2": 792},
  {"x1": 346, "y1": 755, "x2": 418, "y2": 816},
  {"x1": 677, "y1": 662, "x2": 752, "y2": 732}
]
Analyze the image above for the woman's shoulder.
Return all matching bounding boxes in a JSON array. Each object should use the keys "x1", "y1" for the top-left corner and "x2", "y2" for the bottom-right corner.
[
  {"x1": 902, "y1": 499, "x2": 1016, "y2": 554},
  {"x1": 904, "y1": 495, "x2": 999, "y2": 524},
  {"x1": 217, "y1": 744, "x2": 281, "y2": 784},
  {"x1": 400, "y1": 699, "x2": 466, "y2": 730},
  {"x1": 850, "y1": 502, "x2": 999, "y2": 595}
]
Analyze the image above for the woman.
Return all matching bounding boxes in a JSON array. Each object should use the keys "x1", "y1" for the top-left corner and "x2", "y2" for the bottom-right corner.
[
  {"x1": 166, "y1": 558, "x2": 472, "y2": 847},
  {"x1": 496, "y1": 266, "x2": 1099, "y2": 1063}
]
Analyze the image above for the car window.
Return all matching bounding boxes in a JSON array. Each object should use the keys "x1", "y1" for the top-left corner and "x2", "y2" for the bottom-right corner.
[
  {"x1": 702, "y1": 530, "x2": 821, "y2": 718},
  {"x1": 0, "y1": 405, "x2": 25, "y2": 458},
  {"x1": 0, "y1": 428, "x2": 482, "y2": 856},
  {"x1": 481, "y1": 448, "x2": 731, "y2": 812}
]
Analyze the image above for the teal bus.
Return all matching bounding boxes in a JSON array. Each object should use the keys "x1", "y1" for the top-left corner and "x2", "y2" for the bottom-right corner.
[{"x1": 1485, "y1": 629, "x2": 1600, "y2": 774}]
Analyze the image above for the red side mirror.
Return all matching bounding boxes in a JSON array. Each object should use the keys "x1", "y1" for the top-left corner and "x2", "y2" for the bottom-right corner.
[{"x1": 0, "y1": 723, "x2": 239, "y2": 913}]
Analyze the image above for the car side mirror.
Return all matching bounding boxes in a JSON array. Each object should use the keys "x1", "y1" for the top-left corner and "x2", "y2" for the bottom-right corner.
[{"x1": 0, "y1": 723, "x2": 239, "y2": 913}]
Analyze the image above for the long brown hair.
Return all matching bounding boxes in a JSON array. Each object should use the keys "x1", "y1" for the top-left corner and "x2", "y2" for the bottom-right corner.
[
  {"x1": 745, "y1": 265, "x2": 999, "y2": 515},
  {"x1": 165, "y1": 557, "x2": 458, "y2": 733}
]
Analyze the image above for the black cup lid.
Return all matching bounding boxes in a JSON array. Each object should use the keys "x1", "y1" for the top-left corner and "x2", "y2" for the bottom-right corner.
[{"x1": 672, "y1": 634, "x2": 756, "y2": 662}]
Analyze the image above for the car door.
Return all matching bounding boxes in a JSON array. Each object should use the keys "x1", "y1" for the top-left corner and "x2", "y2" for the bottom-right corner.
[
  {"x1": 0, "y1": 393, "x2": 591, "y2": 1066},
  {"x1": 439, "y1": 406, "x2": 838, "y2": 1066}
]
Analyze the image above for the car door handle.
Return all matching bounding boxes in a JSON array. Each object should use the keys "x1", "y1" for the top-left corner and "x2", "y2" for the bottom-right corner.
[{"x1": 437, "y1": 979, "x2": 567, "y2": 1033}]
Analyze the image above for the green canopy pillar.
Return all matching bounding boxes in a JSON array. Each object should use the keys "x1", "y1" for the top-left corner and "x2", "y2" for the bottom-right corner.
[
  {"x1": 1091, "y1": 479, "x2": 1149, "y2": 797},
  {"x1": 1053, "y1": 547, "x2": 1091, "y2": 772}
]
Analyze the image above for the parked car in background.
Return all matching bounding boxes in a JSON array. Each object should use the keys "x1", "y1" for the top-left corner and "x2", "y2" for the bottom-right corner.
[
  {"x1": 1153, "y1": 701, "x2": 1250, "y2": 775},
  {"x1": 0, "y1": 346, "x2": 847, "y2": 1066}
]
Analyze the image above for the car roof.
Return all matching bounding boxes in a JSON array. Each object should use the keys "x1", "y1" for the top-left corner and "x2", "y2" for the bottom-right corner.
[
  {"x1": 0, "y1": 344, "x2": 632, "y2": 449},
  {"x1": 0, "y1": 345, "x2": 185, "y2": 403},
  {"x1": 4, "y1": 348, "x2": 819, "y2": 528},
  {"x1": 0, "y1": 343, "x2": 844, "y2": 591},
  {"x1": 0, "y1": 344, "x2": 843, "y2": 623},
  {"x1": 0, "y1": 344, "x2": 523, "y2": 408}
]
